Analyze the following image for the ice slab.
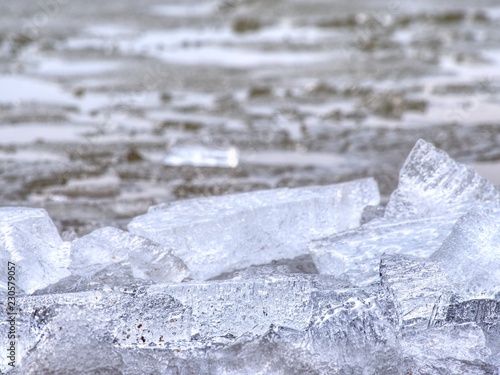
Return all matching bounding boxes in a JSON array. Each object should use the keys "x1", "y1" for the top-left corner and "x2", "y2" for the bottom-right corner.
[
  {"x1": 445, "y1": 299, "x2": 500, "y2": 363},
  {"x1": 0, "y1": 207, "x2": 70, "y2": 294},
  {"x1": 309, "y1": 214, "x2": 459, "y2": 285},
  {"x1": 70, "y1": 226, "x2": 189, "y2": 283},
  {"x1": 129, "y1": 178, "x2": 379, "y2": 280},
  {"x1": 0, "y1": 275, "x2": 314, "y2": 368},
  {"x1": 380, "y1": 254, "x2": 453, "y2": 330},
  {"x1": 307, "y1": 288, "x2": 401, "y2": 372},
  {"x1": 385, "y1": 139, "x2": 500, "y2": 219},
  {"x1": 163, "y1": 145, "x2": 239, "y2": 168},
  {"x1": 402, "y1": 323, "x2": 492, "y2": 373},
  {"x1": 431, "y1": 207, "x2": 500, "y2": 298}
]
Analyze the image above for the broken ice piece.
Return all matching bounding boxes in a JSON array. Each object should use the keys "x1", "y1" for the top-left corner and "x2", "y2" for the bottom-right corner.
[
  {"x1": 431, "y1": 207, "x2": 500, "y2": 298},
  {"x1": 445, "y1": 299, "x2": 500, "y2": 363},
  {"x1": 385, "y1": 139, "x2": 500, "y2": 218},
  {"x1": 128, "y1": 178, "x2": 379, "y2": 280},
  {"x1": 309, "y1": 214, "x2": 459, "y2": 286},
  {"x1": 307, "y1": 288, "x2": 401, "y2": 372},
  {"x1": 163, "y1": 145, "x2": 239, "y2": 168},
  {"x1": 70, "y1": 227, "x2": 189, "y2": 283},
  {"x1": 402, "y1": 323, "x2": 491, "y2": 370},
  {"x1": 155, "y1": 277, "x2": 313, "y2": 340},
  {"x1": 0, "y1": 288, "x2": 191, "y2": 372},
  {"x1": 0, "y1": 207, "x2": 70, "y2": 294},
  {"x1": 380, "y1": 253, "x2": 453, "y2": 330}
]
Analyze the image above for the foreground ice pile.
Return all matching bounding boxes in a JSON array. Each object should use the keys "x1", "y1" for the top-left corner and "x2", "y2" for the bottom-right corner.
[{"x1": 1, "y1": 140, "x2": 499, "y2": 374}]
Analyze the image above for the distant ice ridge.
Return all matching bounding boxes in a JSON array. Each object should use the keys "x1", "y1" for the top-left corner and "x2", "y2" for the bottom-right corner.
[
  {"x1": 129, "y1": 178, "x2": 380, "y2": 280},
  {"x1": 1, "y1": 139, "x2": 500, "y2": 374}
]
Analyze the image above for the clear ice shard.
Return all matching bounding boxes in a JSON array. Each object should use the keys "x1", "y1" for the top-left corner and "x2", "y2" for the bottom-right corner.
[
  {"x1": 431, "y1": 207, "x2": 500, "y2": 298},
  {"x1": 128, "y1": 178, "x2": 379, "y2": 280},
  {"x1": 0, "y1": 207, "x2": 70, "y2": 294},
  {"x1": 309, "y1": 214, "x2": 459, "y2": 285},
  {"x1": 385, "y1": 139, "x2": 500, "y2": 218},
  {"x1": 310, "y1": 140, "x2": 500, "y2": 285},
  {"x1": 70, "y1": 226, "x2": 189, "y2": 283}
]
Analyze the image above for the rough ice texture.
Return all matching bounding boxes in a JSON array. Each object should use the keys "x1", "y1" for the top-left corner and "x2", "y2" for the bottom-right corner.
[
  {"x1": 402, "y1": 323, "x2": 491, "y2": 369},
  {"x1": 380, "y1": 254, "x2": 453, "y2": 330},
  {"x1": 445, "y1": 299, "x2": 500, "y2": 364},
  {"x1": 309, "y1": 214, "x2": 459, "y2": 285},
  {"x1": 385, "y1": 139, "x2": 500, "y2": 219},
  {"x1": 153, "y1": 277, "x2": 313, "y2": 341},
  {"x1": 128, "y1": 178, "x2": 379, "y2": 280},
  {"x1": 0, "y1": 275, "x2": 314, "y2": 368},
  {"x1": 0, "y1": 207, "x2": 70, "y2": 294},
  {"x1": 431, "y1": 207, "x2": 500, "y2": 298},
  {"x1": 307, "y1": 288, "x2": 401, "y2": 372},
  {"x1": 70, "y1": 226, "x2": 189, "y2": 283}
]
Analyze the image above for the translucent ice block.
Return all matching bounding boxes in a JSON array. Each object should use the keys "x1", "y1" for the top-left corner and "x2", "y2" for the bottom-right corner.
[
  {"x1": 307, "y1": 288, "x2": 401, "y2": 371},
  {"x1": 385, "y1": 139, "x2": 500, "y2": 219},
  {"x1": 431, "y1": 207, "x2": 500, "y2": 298},
  {"x1": 0, "y1": 275, "x2": 316, "y2": 372},
  {"x1": 128, "y1": 178, "x2": 379, "y2": 280},
  {"x1": 70, "y1": 227, "x2": 189, "y2": 283},
  {"x1": 309, "y1": 214, "x2": 459, "y2": 285},
  {"x1": 0, "y1": 290, "x2": 190, "y2": 374},
  {"x1": 402, "y1": 323, "x2": 491, "y2": 371},
  {"x1": 0, "y1": 207, "x2": 70, "y2": 294},
  {"x1": 380, "y1": 254, "x2": 453, "y2": 330}
]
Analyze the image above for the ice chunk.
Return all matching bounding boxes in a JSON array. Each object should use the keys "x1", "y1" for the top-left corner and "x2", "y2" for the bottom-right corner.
[
  {"x1": 385, "y1": 139, "x2": 500, "y2": 219},
  {"x1": 402, "y1": 323, "x2": 492, "y2": 373},
  {"x1": 431, "y1": 207, "x2": 500, "y2": 298},
  {"x1": 310, "y1": 214, "x2": 459, "y2": 285},
  {"x1": 445, "y1": 299, "x2": 500, "y2": 363},
  {"x1": 0, "y1": 207, "x2": 70, "y2": 294},
  {"x1": 129, "y1": 178, "x2": 379, "y2": 280},
  {"x1": 380, "y1": 254, "x2": 453, "y2": 330},
  {"x1": 70, "y1": 227, "x2": 189, "y2": 283},
  {"x1": 1, "y1": 275, "x2": 314, "y2": 371},
  {"x1": 0, "y1": 287, "x2": 192, "y2": 372},
  {"x1": 155, "y1": 277, "x2": 313, "y2": 341},
  {"x1": 307, "y1": 288, "x2": 401, "y2": 372},
  {"x1": 163, "y1": 145, "x2": 239, "y2": 168},
  {"x1": 12, "y1": 306, "x2": 125, "y2": 375}
]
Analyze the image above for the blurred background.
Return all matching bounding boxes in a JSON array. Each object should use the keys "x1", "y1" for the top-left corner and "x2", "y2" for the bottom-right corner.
[{"x1": 0, "y1": 0, "x2": 499, "y2": 237}]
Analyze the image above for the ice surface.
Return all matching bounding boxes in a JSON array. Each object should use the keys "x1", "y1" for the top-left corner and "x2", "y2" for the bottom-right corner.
[
  {"x1": 445, "y1": 299, "x2": 500, "y2": 363},
  {"x1": 431, "y1": 207, "x2": 500, "y2": 298},
  {"x1": 309, "y1": 214, "x2": 459, "y2": 285},
  {"x1": 402, "y1": 323, "x2": 492, "y2": 373},
  {"x1": 163, "y1": 145, "x2": 240, "y2": 168},
  {"x1": 129, "y1": 178, "x2": 379, "y2": 280},
  {"x1": 380, "y1": 254, "x2": 453, "y2": 330},
  {"x1": 307, "y1": 287, "x2": 402, "y2": 372},
  {"x1": 385, "y1": 139, "x2": 500, "y2": 218},
  {"x1": 0, "y1": 207, "x2": 70, "y2": 294},
  {"x1": 70, "y1": 226, "x2": 189, "y2": 283}
]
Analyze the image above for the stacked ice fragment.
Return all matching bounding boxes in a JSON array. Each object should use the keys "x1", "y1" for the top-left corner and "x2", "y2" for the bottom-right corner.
[{"x1": 1, "y1": 139, "x2": 499, "y2": 374}]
